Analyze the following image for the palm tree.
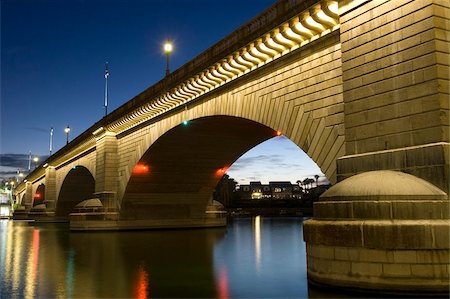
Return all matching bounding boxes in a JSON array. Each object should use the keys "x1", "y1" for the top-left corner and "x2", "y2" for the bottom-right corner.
[
  {"x1": 303, "y1": 178, "x2": 314, "y2": 190},
  {"x1": 314, "y1": 175, "x2": 320, "y2": 187}
]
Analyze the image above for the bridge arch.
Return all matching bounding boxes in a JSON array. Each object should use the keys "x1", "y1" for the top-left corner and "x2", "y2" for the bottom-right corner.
[
  {"x1": 33, "y1": 184, "x2": 45, "y2": 206},
  {"x1": 56, "y1": 166, "x2": 95, "y2": 218},
  {"x1": 116, "y1": 40, "x2": 344, "y2": 209},
  {"x1": 120, "y1": 115, "x2": 327, "y2": 220}
]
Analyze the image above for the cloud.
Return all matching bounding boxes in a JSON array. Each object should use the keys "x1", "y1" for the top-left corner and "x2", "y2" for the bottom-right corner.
[
  {"x1": 0, "y1": 153, "x2": 48, "y2": 181},
  {"x1": 23, "y1": 127, "x2": 49, "y2": 134},
  {"x1": 230, "y1": 154, "x2": 285, "y2": 170},
  {"x1": 0, "y1": 154, "x2": 30, "y2": 168}
]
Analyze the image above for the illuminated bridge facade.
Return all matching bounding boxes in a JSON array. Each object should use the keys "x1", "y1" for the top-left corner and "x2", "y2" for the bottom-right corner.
[{"x1": 14, "y1": 0, "x2": 449, "y2": 294}]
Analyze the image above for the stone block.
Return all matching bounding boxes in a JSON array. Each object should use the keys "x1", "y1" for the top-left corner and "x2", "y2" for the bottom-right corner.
[
  {"x1": 363, "y1": 220, "x2": 434, "y2": 249},
  {"x1": 314, "y1": 201, "x2": 352, "y2": 219},
  {"x1": 392, "y1": 201, "x2": 448, "y2": 219},
  {"x1": 411, "y1": 264, "x2": 449, "y2": 278},
  {"x1": 334, "y1": 247, "x2": 349, "y2": 261},
  {"x1": 310, "y1": 244, "x2": 335, "y2": 259},
  {"x1": 331, "y1": 260, "x2": 352, "y2": 275},
  {"x1": 352, "y1": 201, "x2": 391, "y2": 219},
  {"x1": 433, "y1": 223, "x2": 450, "y2": 248},
  {"x1": 303, "y1": 220, "x2": 363, "y2": 247},
  {"x1": 416, "y1": 249, "x2": 449, "y2": 263},
  {"x1": 383, "y1": 263, "x2": 412, "y2": 277},
  {"x1": 393, "y1": 250, "x2": 418, "y2": 263},
  {"x1": 351, "y1": 261, "x2": 383, "y2": 277},
  {"x1": 359, "y1": 248, "x2": 394, "y2": 263}
]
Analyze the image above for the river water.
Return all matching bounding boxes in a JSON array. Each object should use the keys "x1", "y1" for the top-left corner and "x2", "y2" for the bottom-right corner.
[{"x1": 0, "y1": 217, "x2": 367, "y2": 298}]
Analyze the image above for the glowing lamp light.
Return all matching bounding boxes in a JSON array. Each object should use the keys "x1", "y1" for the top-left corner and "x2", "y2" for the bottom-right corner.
[
  {"x1": 276, "y1": 130, "x2": 282, "y2": 136},
  {"x1": 34, "y1": 193, "x2": 41, "y2": 199},
  {"x1": 182, "y1": 120, "x2": 189, "y2": 125},
  {"x1": 216, "y1": 167, "x2": 229, "y2": 175},
  {"x1": 133, "y1": 164, "x2": 149, "y2": 174},
  {"x1": 164, "y1": 41, "x2": 173, "y2": 53}
]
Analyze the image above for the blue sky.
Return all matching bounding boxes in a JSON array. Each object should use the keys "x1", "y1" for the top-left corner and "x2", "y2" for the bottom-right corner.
[{"x1": 1, "y1": 0, "x2": 324, "y2": 183}]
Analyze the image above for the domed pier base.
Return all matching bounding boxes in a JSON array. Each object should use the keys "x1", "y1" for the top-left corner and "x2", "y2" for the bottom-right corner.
[{"x1": 304, "y1": 171, "x2": 449, "y2": 295}]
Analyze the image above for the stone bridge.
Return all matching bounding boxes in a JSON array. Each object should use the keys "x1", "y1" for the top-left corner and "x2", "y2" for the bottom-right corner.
[{"x1": 13, "y1": 0, "x2": 449, "y2": 294}]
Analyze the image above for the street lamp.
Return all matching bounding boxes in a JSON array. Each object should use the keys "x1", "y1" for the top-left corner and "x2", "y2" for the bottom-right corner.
[
  {"x1": 33, "y1": 157, "x2": 39, "y2": 169},
  {"x1": 65, "y1": 125, "x2": 71, "y2": 145},
  {"x1": 164, "y1": 40, "x2": 173, "y2": 76}
]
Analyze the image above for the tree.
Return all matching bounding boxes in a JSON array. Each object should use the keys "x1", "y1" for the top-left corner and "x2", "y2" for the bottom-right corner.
[
  {"x1": 302, "y1": 178, "x2": 314, "y2": 190},
  {"x1": 314, "y1": 175, "x2": 320, "y2": 187}
]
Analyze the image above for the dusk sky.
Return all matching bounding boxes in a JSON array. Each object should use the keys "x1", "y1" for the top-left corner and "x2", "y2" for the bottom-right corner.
[{"x1": 1, "y1": 0, "x2": 324, "y2": 184}]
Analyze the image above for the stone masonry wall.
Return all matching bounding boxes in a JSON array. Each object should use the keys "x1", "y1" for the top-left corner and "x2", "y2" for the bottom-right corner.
[{"x1": 341, "y1": 0, "x2": 449, "y2": 154}]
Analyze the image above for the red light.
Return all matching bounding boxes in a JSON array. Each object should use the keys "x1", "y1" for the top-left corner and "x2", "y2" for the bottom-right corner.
[
  {"x1": 34, "y1": 193, "x2": 41, "y2": 198},
  {"x1": 276, "y1": 130, "x2": 282, "y2": 136},
  {"x1": 216, "y1": 167, "x2": 229, "y2": 175},
  {"x1": 133, "y1": 164, "x2": 149, "y2": 174}
]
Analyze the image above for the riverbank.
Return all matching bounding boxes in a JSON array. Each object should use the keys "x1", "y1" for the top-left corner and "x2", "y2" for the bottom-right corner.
[{"x1": 228, "y1": 207, "x2": 313, "y2": 217}]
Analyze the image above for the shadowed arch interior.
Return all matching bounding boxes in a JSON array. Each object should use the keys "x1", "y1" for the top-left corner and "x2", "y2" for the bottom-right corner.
[
  {"x1": 56, "y1": 166, "x2": 95, "y2": 217},
  {"x1": 121, "y1": 115, "x2": 277, "y2": 220},
  {"x1": 33, "y1": 184, "x2": 45, "y2": 206}
]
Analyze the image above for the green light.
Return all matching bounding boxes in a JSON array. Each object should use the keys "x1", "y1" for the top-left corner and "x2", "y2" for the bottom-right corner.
[{"x1": 182, "y1": 120, "x2": 189, "y2": 125}]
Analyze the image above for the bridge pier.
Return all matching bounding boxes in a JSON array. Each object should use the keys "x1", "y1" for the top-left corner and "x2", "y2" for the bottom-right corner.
[
  {"x1": 43, "y1": 166, "x2": 57, "y2": 211},
  {"x1": 304, "y1": 171, "x2": 449, "y2": 294},
  {"x1": 12, "y1": 181, "x2": 33, "y2": 220},
  {"x1": 304, "y1": 0, "x2": 449, "y2": 294}
]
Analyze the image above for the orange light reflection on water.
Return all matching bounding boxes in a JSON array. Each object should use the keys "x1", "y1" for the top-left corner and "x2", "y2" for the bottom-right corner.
[
  {"x1": 135, "y1": 264, "x2": 149, "y2": 299},
  {"x1": 25, "y1": 229, "x2": 40, "y2": 298},
  {"x1": 217, "y1": 266, "x2": 229, "y2": 299}
]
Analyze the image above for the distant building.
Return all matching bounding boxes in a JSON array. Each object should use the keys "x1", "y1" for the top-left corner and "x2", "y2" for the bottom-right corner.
[{"x1": 238, "y1": 181, "x2": 302, "y2": 200}]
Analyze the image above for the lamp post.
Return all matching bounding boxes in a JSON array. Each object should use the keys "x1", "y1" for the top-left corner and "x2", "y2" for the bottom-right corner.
[
  {"x1": 33, "y1": 157, "x2": 39, "y2": 169},
  {"x1": 49, "y1": 127, "x2": 54, "y2": 155},
  {"x1": 164, "y1": 40, "x2": 173, "y2": 76},
  {"x1": 65, "y1": 125, "x2": 71, "y2": 145}
]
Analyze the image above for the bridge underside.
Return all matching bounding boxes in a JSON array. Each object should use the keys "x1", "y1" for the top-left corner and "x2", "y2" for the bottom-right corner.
[
  {"x1": 122, "y1": 116, "x2": 276, "y2": 219},
  {"x1": 72, "y1": 116, "x2": 278, "y2": 230}
]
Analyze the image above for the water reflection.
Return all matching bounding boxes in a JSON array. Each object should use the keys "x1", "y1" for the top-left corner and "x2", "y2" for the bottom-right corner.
[
  {"x1": 0, "y1": 218, "x2": 383, "y2": 298},
  {"x1": 65, "y1": 249, "x2": 75, "y2": 299},
  {"x1": 217, "y1": 266, "x2": 229, "y2": 299},
  {"x1": 254, "y1": 215, "x2": 261, "y2": 272},
  {"x1": 135, "y1": 263, "x2": 149, "y2": 299},
  {"x1": 25, "y1": 229, "x2": 40, "y2": 298},
  {"x1": 214, "y1": 217, "x2": 308, "y2": 298}
]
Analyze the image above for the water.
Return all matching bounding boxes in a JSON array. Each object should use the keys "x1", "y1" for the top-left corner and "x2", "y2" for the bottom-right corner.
[{"x1": 0, "y1": 217, "x2": 362, "y2": 298}]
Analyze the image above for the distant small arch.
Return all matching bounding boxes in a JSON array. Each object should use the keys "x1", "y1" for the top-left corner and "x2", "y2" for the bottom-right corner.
[
  {"x1": 33, "y1": 184, "x2": 45, "y2": 206},
  {"x1": 56, "y1": 166, "x2": 95, "y2": 218}
]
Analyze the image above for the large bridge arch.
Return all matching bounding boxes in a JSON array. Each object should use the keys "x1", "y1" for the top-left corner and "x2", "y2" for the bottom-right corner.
[
  {"x1": 56, "y1": 166, "x2": 95, "y2": 218},
  {"x1": 117, "y1": 39, "x2": 345, "y2": 209},
  {"x1": 120, "y1": 116, "x2": 278, "y2": 220}
]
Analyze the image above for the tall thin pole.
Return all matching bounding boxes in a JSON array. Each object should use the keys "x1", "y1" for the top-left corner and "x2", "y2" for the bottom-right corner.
[
  {"x1": 49, "y1": 127, "x2": 53, "y2": 155},
  {"x1": 28, "y1": 151, "x2": 31, "y2": 171},
  {"x1": 164, "y1": 41, "x2": 173, "y2": 76},
  {"x1": 165, "y1": 52, "x2": 170, "y2": 76},
  {"x1": 104, "y1": 62, "x2": 109, "y2": 117},
  {"x1": 65, "y1": 125, "x2": 70, "y2": 145}
]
